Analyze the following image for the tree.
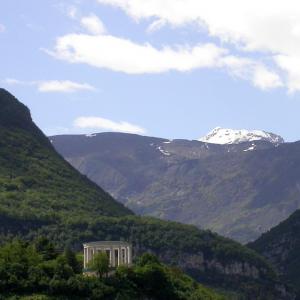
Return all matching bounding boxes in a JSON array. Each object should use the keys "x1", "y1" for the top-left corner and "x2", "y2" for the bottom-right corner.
[
  {"x1": 64, "y1": 247, "x2": 81, "y2": 274},
  {"x1": 34, "y1": 237, "x2": 57, "y2": 260},
  {"x1": 136, "y1": 253, "x2": 161, "y2": 267},
  {"x1": 88, "y1": 252, "x2": 110, "y2": 279}
]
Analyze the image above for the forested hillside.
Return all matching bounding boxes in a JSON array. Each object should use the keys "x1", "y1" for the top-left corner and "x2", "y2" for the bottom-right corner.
[
  {"x1": 0, "y1": 89, "x2": 295, "y2": 299},
  {"x1": 0, "y1": 239, "x2": 226, "y2": 300},
  {"x1": 249, "y1": 210, "x2": 300, "y2": 299},
  {"x1": 0, "y1": 88, "x2": 132, "y2": 220}
]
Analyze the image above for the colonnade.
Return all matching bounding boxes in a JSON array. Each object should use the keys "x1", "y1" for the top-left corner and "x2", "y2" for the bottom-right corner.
[{"x1": 83, "y1": 241, "x2": 132, "y2": 269}]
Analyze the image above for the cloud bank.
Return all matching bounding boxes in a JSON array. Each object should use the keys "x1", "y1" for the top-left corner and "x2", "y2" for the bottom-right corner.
[
  {"x1": 45, "y1": 0, "x2": 300, "y2": 92},
  {"x1": 94, "y1": 0, "x2": 300, "y2": 92},
  {"x1": 48, "y1": 33, "x2": 281, "y2": 90}
]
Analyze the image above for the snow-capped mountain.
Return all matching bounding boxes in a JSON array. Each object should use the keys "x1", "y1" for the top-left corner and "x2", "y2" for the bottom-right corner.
[
  {"x1": 199, "y1": 127, "x2": 284, "y2": 145},
  {"x1": 51, "y1": 131, "x2": 300, "y2": 244}
]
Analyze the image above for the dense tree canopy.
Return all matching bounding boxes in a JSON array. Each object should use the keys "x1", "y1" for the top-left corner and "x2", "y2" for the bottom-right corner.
[{"x1": 0, "y1": 239, "x2": 225, "y2": 300}]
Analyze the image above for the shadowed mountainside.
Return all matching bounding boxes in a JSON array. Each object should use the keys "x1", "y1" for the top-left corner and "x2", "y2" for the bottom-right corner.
[
  {"x1": 0, "y1": 89, "x2": 296, "y2": 299},
  {"x1": 249, "y1": 210, "x2": 300, "y2": 299},
  {"x1": 51, "y1": 132, "x2": 300, "y2": 243}
]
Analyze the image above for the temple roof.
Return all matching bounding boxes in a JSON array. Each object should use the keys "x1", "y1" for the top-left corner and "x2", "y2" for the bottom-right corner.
[{"x1": 83, "y1": 241, "x2": 131, "y2": 247}]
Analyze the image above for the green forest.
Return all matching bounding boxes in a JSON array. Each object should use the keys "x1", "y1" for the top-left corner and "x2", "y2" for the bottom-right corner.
[
  {"x1": 0, "y1": 88, "x2": 297, "y2": 299},
  {"x1": 0, "y1": 238, "x2": 225, "y2": 300}
]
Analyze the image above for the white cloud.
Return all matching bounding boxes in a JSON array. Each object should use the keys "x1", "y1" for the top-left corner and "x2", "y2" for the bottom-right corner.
[
  {"x1": 94, "y1": 0, "x2": 300, "y2": 92},
  {"x1": 0, "y1": 24, "x2": 5, "y2": 33},
  {"x1": 222, "y1": 56, "x2": 283, "y2": 90},
  {"x1": 37, "y1": 80, "x2": 95, "y2": 93},
  {"x1": 95, "y1": 0, "x2": 300, "y2": 52},
  {"x1": 48, "y1": 33, "x2": 226, "y2": 73},
  {"x1": 48, "y1": 33, "x2": 282, "y2": 90},
  {"x1": 80, "y1": 14, "x2": 106, "y2": 35},
  {"x1": 73, "y1": 116, "x2": 146, "y2": 134},
  {"x1": 3, "y1": 78, "x2": 95, "y2": 93},
  {"x1": 252, "y1": 66, "x2": 283, "y2": 90},
  {"x1": 275, "y1": 55, "x2": 300, "y2": 93}
]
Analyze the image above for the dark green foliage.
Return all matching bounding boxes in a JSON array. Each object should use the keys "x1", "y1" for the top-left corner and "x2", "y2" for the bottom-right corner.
[
  {"x1": 34, "y1": 237, "x2": 57, "y2": 261},
  {"x1": 64, "y1": 247, "x2": 81, "y2": 274},
  {"x1": 136, "y1": 252, "x2": 160, "y2": 266},
  {"x1": 0, "y1": 89, "x2": 294, "y2": 299},
  {"x1": 88, "y1": 252, "x2": 110, "y2": 278},
  {"x1": 0, "y1": 240, "x2": 225, "y2": 300},
  {"x1": 0, "y1": 89, "x2": 48, "y2": 145},
  {"x1": 115, "y1": 253, "x2": 225, "y2": 300},
  {"x1": 249, "y1": 209, "x2": 300, "y2": 298},
  {"x1": 2, "y1": 214, "x2": 288, "y2": 299},
  {"x1": 0, "y1": 90, "x2": 131, "y2": 223}
]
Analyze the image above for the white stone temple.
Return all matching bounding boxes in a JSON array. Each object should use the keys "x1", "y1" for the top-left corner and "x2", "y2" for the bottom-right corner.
[{"x1": 83, "y1": 241, "x2": 132, "y2": 269}]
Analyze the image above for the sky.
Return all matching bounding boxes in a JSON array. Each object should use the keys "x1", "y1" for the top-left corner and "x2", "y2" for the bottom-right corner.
[{"x1": 1, "y1": 0, "x2": 300, "y2": 141}]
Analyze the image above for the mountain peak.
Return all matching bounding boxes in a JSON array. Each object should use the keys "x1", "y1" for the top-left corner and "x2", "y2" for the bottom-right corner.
[
  {"x1": 199, "y1": 127, "x2": 284, "y2": 145},
  {"x1": 0, "y1": 88, "x2": 32, "y2": 128},
  {"x1": 0, "y1": 88, "x2": 52, "y2": 146}
]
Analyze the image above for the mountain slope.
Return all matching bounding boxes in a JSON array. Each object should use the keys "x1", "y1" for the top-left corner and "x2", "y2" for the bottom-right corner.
[
  {"x1": 0, "y1": 89, "x2": 295, "y2": 299},
  {"x1": 249, "y1": 210, "x2": 300, "y2": 298},
  {"x1": 51, "y1": 132, "x2": 300, "y2": 243},
  {"x1": 0, "y1": 88, "x2": 132, "y2": 220}
]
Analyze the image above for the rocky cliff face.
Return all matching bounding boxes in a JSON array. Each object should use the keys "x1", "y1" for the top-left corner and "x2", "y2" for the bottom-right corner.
[{"x1": 134, "y1": 243, "x2": 295, "y2": 300}]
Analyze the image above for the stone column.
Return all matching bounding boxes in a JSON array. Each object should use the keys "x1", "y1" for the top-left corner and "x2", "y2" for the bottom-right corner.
[
  {"x1": 119, "y1": 248, "x2": 122, "y2": 265},
  {"x1": 118, "y1": 247, "x2": 121, "y2": 266},
  {"x1": 86, "y1": 248, "x2": 89, "y2": 266},
  {"x1": 83, "y1": 248, "x2": 85, "y2": 269},
  {"x1": 111, "y1": 247, "x2": 115, "y2": 267},
  {"x1": 127, "y1": 246, "x2": 132, "y2": 265},
  {"x1": 91, "y1": 247, "x2": 94, "y2": 262},
  {"x1": 109, "y1": 247, "x2": 113, "y2": 267},
  {"x1": 124, "y1": 247, "x2": 127, "y2": 265},
  {"x1": 121, "y1": 247, "x2": 125, "y2": 265},
  {"x1": 87, "y1": 247, "x2": 89, "y2": 267}
]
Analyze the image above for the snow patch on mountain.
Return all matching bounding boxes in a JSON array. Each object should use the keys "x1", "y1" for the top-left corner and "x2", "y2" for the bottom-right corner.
[
  {"x1": 86, "y1": 133, "x2": 97, "y2": 138},
  {"x1": 243, "y1": 143, "x2": 257, "y2": 152},
  {"x1": 199, "y1": 127, "x2": 284, "y2": 145},
  {"x1": 157, "y1": 146, "x2": 171, "y2": 156}
]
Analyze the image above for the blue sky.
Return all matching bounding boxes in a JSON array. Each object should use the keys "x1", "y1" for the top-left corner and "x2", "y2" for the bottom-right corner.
[{"x1": 1, "y1": 0, "x2": 300, "y2": 141}]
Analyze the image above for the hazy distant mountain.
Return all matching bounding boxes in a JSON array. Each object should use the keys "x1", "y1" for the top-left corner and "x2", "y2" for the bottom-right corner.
[{"x1": 51, "y1": 131, "x2": 300, "y2": 243}]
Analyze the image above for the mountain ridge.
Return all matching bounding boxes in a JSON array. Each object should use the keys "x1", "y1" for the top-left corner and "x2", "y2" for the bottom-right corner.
[
  {"x1": 0, "y1": 88, "x2": 295, "y2": 299},
  {"x1": 0, "y1": 88, "x2": 132, "y2": 220},
  {"x1": 51, "y1": 131, "x2": 300, "y2": 243}
]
